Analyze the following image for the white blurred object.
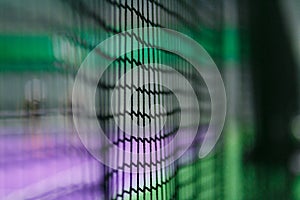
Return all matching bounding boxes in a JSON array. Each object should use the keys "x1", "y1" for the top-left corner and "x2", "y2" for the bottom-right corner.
[{"x1": 24, "y1": 78, "x2": 46, "y2": 102}]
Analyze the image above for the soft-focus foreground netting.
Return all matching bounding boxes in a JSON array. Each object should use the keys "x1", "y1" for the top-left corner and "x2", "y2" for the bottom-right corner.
[{"x1": 0, "y1": 0, "x2": 224, "y2": 199}]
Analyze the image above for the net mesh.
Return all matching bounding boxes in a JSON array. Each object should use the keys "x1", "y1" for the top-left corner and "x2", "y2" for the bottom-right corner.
[{"x1": 0, "y1": 0, "x2": 224, "y2": 199}]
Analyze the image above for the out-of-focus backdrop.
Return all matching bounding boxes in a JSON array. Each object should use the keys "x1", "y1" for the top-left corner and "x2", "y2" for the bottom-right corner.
[{"x1": 0, "y1": 0, "x2": 299, "y2": 199}]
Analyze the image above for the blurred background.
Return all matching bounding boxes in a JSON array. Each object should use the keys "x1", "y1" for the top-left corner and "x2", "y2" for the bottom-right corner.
[{"x1": 0, "y1": 0, "x2": 300, "y2": 199}]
